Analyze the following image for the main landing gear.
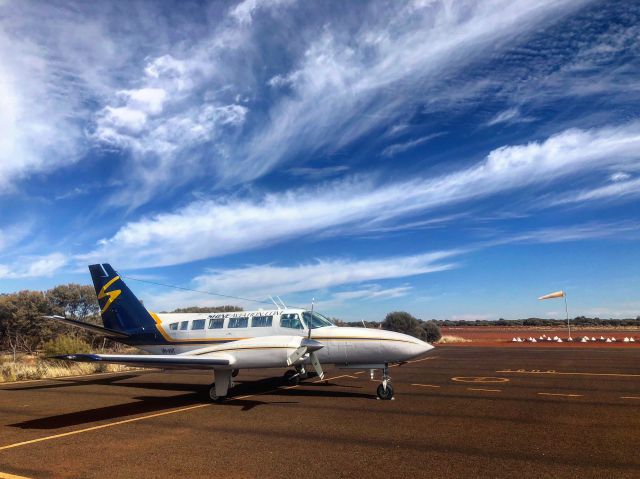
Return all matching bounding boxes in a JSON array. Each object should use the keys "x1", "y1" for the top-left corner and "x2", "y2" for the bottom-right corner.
[
  {"x1": 375, "y1": 364, "x2": 394, "y2": 400},
  {"x1": 208, "y1": 369, "x2": 235, "y2": 402},
  {"x1": 283, "y1": 365, "x2": 313, "y2": 385}
]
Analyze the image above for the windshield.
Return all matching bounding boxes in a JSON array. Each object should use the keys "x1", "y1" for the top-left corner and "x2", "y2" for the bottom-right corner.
[{"x1": 301, "y1": 311, "x2": 334, "y2": 329}]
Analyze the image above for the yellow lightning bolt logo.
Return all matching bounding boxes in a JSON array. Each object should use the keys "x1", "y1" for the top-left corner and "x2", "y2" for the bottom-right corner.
[{"x1": 98, "y1": 276, "x2": 121, "y2": 314}]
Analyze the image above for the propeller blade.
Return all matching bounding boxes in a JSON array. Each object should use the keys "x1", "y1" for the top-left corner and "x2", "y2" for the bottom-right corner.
[
  {"x1": 286, "y1": 346, "x2": 307, "y2": 366},
  {"x1": 309, "y1": 352, "x2": 324, "y2": 380}
]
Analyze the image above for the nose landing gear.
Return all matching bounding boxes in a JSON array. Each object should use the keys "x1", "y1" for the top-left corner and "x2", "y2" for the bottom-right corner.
[{"x1": 376, "y1": 364, "x2": 394, "y2": 400}]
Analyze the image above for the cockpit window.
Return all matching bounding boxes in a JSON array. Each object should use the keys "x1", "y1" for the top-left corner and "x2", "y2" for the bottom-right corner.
[
  {"x1": 280, "y1": 313, "x2": 303, "y2": 329},
  {"x1": 179, "y1": 321, "x2": 189, "y2": 330},
  {"x1": 169, "y1": 322, "x2": 178, "y2": 331},
  {"x1": 302, "y1": 311, "x2": 334, "y2": 329}
]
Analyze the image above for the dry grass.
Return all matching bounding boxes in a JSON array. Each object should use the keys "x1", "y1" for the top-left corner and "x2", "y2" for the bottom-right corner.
[
  {"x1": 437, "y1": 335, "x2": 472, "y2": 344},
  {"x1": 0, "y1": 355, "x2": 132, "y2": 383}
]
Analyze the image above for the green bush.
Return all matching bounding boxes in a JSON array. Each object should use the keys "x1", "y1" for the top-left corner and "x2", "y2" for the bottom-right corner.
[
  {"x1": 43, "y1": 335, "x2": 91, "y2": 358},
  {"x1": 421, "y1": 320, "x2": 442, "y2": 343}
]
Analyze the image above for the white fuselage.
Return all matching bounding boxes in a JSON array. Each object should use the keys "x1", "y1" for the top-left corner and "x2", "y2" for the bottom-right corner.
[{"x1": 144, "y1": 308, "x2": 433, "y2": 368}]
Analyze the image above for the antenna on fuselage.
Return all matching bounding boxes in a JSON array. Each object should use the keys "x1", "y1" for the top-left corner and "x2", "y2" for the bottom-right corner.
[
  {"x1": 276, "y1": 296, "x2": 287, "y2": 309},
  {"x1": 268, "y1": 295, "x2": 282, "y2": 310}
]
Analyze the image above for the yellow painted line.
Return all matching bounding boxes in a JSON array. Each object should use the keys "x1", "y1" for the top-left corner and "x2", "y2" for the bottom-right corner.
[
  {"x1": 0, "y1": 472, "x2": 34, "y2": 479},
  {"x1": 537, "y1": 392, "x2": 583, "y2": 398},
  {"x1": 411, "y1": 384, "x2": 441, "y2": 388},
  {"x1": 407, "y1": 356, "x2": 438, "y2": 364},
  {"x1": 498, "y1": 369, "x2": 640, "y2": 378},
  {"x1": 621, "y1": 396, "x2": 640, "y2": 400},
  {"x1": 0, "y1": 370, "x2": 142, "y2": 387},
  {"x1": 468, "y1": 388, "x2": 501, "y2": 392},
  {"x1": 0, "y1": 403, "x2": 210, "y2": 451},
  {"x1": 0, "y1": 371, "x2": 365, "y2": 451}
]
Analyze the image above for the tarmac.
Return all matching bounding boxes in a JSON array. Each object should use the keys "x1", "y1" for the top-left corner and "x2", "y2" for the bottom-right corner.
[{"x1": 1, "y1": 346, "x2": 640, "y2": 478}]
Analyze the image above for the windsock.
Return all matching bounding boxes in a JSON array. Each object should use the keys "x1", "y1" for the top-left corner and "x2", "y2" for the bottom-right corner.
[{"x1": 538, "y1": 290, "x2": 565, "y2": 300}]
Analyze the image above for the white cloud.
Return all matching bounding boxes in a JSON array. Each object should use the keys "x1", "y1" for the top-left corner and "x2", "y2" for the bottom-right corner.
[
  {"x1": 81, "y1": 122, "x2": 640, "y2": 268},
  {"x1": 488, "y1": 221, "x2": 640, "y2": 246},
  {"x1": 610, "y1": 171, "x2": 631, "y2": 182},
  {"x1": 230, "y1": 0, "x2": 297, "y2": 25},
  {"x1": 227, "y1": 0, "x2": 585, "y2": 183},
  {"x1": 148, "y1": 251, "x2": 457, "y2": 311},
  {"x1": 0, "y1": 2, "x2": 157, "y2": 193},
  {"x1": 0, "y1": 253, "x2": 67, "y2": 279},
  {"x1": 550, "y1": 178, "x2": 640, "y2": 206},
  {"x1": 0, "y1": 223, "x2": 31, "y2": 253},
  {"x1": 381, "y1": 133, "x2": 445, "y2": 158},
  {"x1": 486, "y1": 107, "x2": 535, "y2": 127}
]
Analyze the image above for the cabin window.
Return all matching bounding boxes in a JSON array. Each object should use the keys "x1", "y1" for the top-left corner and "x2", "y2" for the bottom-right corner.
[
  {"x1": 192, "y1": 319, "x2": 205, "y2": 330},
  {"x1": 252, "y1": 315, "x2": 273, "y2": 327},
  {"x1": 208, "y1": 318, "x2": 224, "y2": 329},
  {"x1": 228, "y1": 317, "x2": 248, "y2": 328},
  {"x1": 280, "y1": 313, "x2": 303, "y2": 329},
  {"x1": 169, "y1": 322, "x2": 178, "y2": 331},
  {"x1": 179, "y1": 321, "x2": 189, "y2": 330}
]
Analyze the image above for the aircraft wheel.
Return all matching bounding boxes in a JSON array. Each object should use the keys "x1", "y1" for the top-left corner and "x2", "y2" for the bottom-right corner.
[
  {"x1": 283, "y1": 369, "x2": 300, "y2": 384},
  {"x1": 209, "y1": 385, "x2": 225, "y2": 403},
  {"x1": 377, "y1": 383, "x2": 394, "y2": 400}
]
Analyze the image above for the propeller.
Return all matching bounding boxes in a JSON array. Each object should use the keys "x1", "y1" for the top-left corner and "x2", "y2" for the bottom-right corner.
[{"x1": 286, "y1": 337, "x2": 325, "y2": 380}]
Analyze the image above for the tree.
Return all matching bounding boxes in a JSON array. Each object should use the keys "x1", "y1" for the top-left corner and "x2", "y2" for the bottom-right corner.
[
  {"x1": 0, "y1": 291, "x2": 55, "y2": 357},
  {"x1": 169, "y1": 306, "x2": 243, "y2": 313},
  {"x1": 382, "y1": 311, "x2": 421, "y2": 336},
  {"x1": 421, "y1": 320, "x2": 442, "y2": 343},
  {"x1": 47, "y1": 284, "x2": 100, "y2": 323}
]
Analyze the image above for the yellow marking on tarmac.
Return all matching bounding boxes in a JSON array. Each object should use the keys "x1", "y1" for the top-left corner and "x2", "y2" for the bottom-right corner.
[
  {"x1": 0, "y1": 371, "x2": 362, "y2": 451},
  {"x1": 537, "y1": 392, "x2": 583, "y2": 398},
  {"x1": 621, "y1": 396, "x2": 640, "y2": 400},
  {"x1": 498, "y1": 369, "x2": 640, "y2": 378},
  {"x1": 0, "y1": 472, "x2": 34, "y2": 479},
  {"x1": 452, "y1": 376, "x2": 509, "y2": 383},
  {"x1": 406, "y1": 356, "x2": 438, "y2": 364},
  {"x1": 468, "y1": 388, "x2": 501, "y2": 392},
  {"x1": 412, "y1": 384, "x2": 440, "y2": 388},
  {"x1": 0, "y1": 404, "x2": 210, "y2": 451}
]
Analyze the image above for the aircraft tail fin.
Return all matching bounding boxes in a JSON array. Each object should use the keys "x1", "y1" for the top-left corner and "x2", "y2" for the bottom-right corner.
[{"x1": 88, "y1": 264, "x2": 158, "y2": 334}]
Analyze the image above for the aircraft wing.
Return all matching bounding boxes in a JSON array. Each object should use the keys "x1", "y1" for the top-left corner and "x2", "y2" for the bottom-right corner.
[{"x1": 50, "y1": 353, "x2": 233, "y2": 370}]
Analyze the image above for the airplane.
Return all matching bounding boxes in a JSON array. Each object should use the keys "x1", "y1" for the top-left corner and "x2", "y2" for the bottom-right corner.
[{"x1": 47, "y1": 263, "x2": 434, "y2": 401}]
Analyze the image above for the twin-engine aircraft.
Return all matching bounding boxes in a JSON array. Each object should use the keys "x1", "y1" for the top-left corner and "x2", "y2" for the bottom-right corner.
[{"x1": 48, "y1": 264, "x2": 434, "y2": 401}]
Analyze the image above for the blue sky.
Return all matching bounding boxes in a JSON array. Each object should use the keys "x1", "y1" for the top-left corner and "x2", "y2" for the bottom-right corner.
[{"x1": 1, "y1": 0, "x2": 639, "y2": 321}]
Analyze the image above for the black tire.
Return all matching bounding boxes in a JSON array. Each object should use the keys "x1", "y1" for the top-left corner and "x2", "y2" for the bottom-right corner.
[
  {"x1": 377, "y1": 383, "x2": 394, "y2": 400},
  {"x1": 232, "y1": 369, "x2": 239, "y2": 377},
  {"x1": 283, "y1": 369, "x2": 300, "y2": 385},
  {"x1": 209, "y1": 385, "x2": 225, "y2": 403}
]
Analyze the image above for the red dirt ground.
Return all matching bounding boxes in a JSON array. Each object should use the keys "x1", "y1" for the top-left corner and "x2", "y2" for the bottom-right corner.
[{"x1": 440, "y1": 326, "x2": 640, "y2": 347}]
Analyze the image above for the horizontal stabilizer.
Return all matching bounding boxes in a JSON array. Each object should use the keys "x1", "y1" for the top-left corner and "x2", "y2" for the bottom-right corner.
[
  {"x1": 43, "y1": 315, "x2": 130, "y2": 339},
  {"x1": 50, "y1": 353, "x2": 232, "y2": 370}
]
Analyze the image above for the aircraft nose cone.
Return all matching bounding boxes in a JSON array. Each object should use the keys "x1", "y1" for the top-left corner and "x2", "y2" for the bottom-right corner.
[{"x1": 413, "y1": 338, "x2": 434, "y2": 356}]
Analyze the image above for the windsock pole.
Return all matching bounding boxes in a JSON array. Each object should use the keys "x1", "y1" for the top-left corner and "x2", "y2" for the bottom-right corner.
[{"x1": 564, "y1": 293, "x2": 571, "y2": 339}]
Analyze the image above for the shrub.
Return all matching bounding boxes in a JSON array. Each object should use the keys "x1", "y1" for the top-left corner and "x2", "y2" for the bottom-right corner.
[
  {"x1": 43, "y1": 335, "x2": 91, "y2": 358},
  {"x1": 421, "y1": 320, "x2": 442, "y2": 343},
  {"x1": 382, "y1": 311, "x2": 421, "y2": 335}
]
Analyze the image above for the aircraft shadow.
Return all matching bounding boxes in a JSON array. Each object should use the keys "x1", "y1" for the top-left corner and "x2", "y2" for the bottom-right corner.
[
  {"x1": 8, "y1": 376, "x2": 373, "y2": 429},
  {"x1": 9, "y1": 392, "x2": 204, "y2": 430},
  {"x1": 3, "y1": 373, "x2": 144, "y2": 391}
]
